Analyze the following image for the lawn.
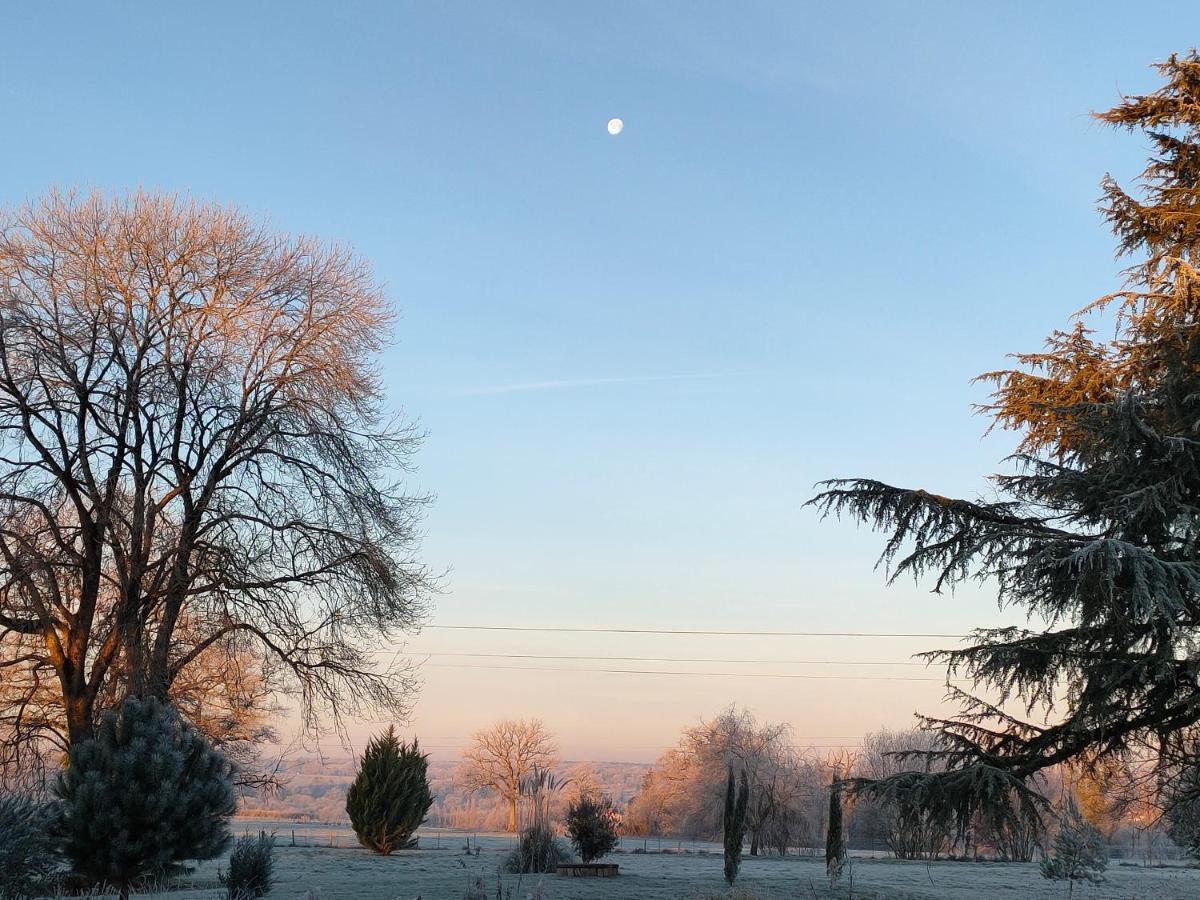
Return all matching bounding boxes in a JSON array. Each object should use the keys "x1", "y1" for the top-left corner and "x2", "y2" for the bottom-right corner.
[{"x1": 135, "y1": 838, "x2": 1200, "y2": 900}]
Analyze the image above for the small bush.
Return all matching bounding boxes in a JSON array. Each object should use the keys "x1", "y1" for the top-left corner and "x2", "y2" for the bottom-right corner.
[
  {"x1": 566, "y1": 794, "x2": 619, "y2": 863},
  {"x1": 221, "y1": 831, "x2": 274, "y2": 899},
  {"x1": 504, "y1": 823, "x2": 573, "y2": 874},
  {"x1": 1040, "y1": 799, "x2": 1107, "y2": 893},
  {"x1": 0, "y1": 792, "x2": 60, "y2": 898}
]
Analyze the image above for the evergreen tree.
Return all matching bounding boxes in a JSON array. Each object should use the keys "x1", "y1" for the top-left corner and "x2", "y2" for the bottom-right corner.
[
  {"x1": 1040, "y1": 799, "x2": 1107, "y2": 898},
  {"x1": 825, "y1": 772, "x2": 846, "y2": 884},
  {"x1": 52, "y1": 696, "x2": 235, "y2": 898},
  {"x1": 723, "y1": 766, "x2": 749, "y2": 885},
  {"x1": 809, "y1": 52, "x2": 1200, "y2": 835},
  {"x1": 345, "y1": 727, "x2": 433, "y2": 854},
  {"x1": 566, "y1": 794, "x2": 620, "y2": 863}
]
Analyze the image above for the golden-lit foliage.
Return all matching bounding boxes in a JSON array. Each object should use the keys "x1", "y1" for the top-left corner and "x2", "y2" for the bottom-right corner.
[
  {"x1": 983, "y1": 52, "x2": 1200, "y2": 457},
  {"x1": 1071, "y1": 763, "x2": 1124, "y2": 839},
  {"x1": 978, "y1": 324, "x2": 1120, "y2": 456}
]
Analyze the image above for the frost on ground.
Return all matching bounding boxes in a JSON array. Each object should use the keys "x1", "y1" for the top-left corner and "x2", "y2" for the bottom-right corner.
[{"x1": 135, "y1": 843, "x2": 1200, "y2": 900}]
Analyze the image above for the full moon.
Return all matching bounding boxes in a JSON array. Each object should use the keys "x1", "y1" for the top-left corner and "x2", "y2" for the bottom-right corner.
[{"x1": 607, "y1": 118, "x2": 624, "y2": 135}]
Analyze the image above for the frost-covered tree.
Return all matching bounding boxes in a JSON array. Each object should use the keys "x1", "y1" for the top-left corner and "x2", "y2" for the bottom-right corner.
[
  {"x1": 1040, "y1": 799, "x2": 1107, "y2": 897},
  {"x1": 52, "y1": 697, "x2": 235, "y2": 898},
  {"x1": 459, "y1": 719, "x2": 557, "y2": 833},
  {"x1": 810, "y1": 52, "x2": 1200, "y2": 836},
  {"x1": 346, "y1": 727, "x2": 433, "y2": 854},
  {"x1": 856, "y1": 728, "x2": 953, "y2": 859},
  {"x1": 625, "y1": 705, "x2": 808, "y2": 850}
]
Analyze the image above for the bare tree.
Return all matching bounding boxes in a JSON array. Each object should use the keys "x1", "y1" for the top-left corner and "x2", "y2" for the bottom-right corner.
[
  {"x1": 856, "y1": 728, "x2": 953, "y2": 859},
  {"x1": 459, "y1": 718, "x2": 558, "y2": 832},
  {"x1": 0, "y1": 190, "x2": 433, "y2": 772}
]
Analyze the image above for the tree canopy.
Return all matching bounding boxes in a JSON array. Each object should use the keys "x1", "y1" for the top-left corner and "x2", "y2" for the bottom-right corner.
[
  {"x1": 809, "y1": 52, "x2": 1200, "y2": 833},
  {"x1": 459, "y1": 718, "x2": 558, "y2": 833},
  {"x1": 0, "y1": 191, "x2": 432, "y2": 773}
]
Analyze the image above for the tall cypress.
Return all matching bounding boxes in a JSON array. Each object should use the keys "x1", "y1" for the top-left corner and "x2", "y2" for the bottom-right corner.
[
  {"x1": 810, "y1": 51, "x2": 1200, "y2": 833},
  {"x1": 346, "y1": 727, "x2": 434, "y2": 854},
  {"x1": 825, "y1": 771, "x2": 846, "y2": 883},
  {"x1": 723, "y1": 767, "x2": 749, "y2": 885}
]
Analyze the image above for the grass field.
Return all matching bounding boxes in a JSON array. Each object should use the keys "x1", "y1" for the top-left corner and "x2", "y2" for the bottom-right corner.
[{"x1": 130, "y1": 836, "x2": 1200, "y2": 900}]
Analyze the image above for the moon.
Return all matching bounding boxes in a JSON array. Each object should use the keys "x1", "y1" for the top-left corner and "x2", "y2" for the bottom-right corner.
[{"x1": 607, "y1": 118, "x2": 624, "y2": 136}]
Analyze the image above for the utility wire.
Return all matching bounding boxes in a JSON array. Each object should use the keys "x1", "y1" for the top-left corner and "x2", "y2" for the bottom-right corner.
[
  {"x1": 425, "y1": 624, "x2": 965, "y2": 638},
  {"x1": 412, "y1": 651, "x2": 930, "y2": 666},
  {"x1": 423, "y1": 662, "x2": 956, "y2": 682}
]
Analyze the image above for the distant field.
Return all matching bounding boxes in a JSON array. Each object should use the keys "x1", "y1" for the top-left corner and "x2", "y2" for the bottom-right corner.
[{"x1": 129, "y1": 837, "x2": 1200, "y2": 900}]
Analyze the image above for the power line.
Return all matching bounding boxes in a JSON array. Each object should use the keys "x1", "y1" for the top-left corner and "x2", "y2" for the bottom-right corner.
[
  {"x1": 413, "y1": 651, "x2": 929, "y2": 667},
  {"x1": 426, "y1": 625, "x2": 964, "y2": 638},
  {"x1": 424, "y1": 662, "x2": 955, "y2": 682}
]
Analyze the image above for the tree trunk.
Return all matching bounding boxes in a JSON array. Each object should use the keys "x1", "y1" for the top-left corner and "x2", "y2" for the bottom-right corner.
[
  {"x1": 63, "y1": 685, "x2": 95, "y2": 745},
  {"x1": 507, "y1": 796, "x2": 518, "y2": 833}
]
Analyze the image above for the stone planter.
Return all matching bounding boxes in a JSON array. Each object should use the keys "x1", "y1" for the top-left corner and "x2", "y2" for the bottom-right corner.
[{"x1": 556, "y1": 862, "x2": 620, "y2": 877}]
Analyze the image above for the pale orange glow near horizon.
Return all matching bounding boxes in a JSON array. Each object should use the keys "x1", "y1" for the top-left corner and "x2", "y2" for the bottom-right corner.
[{"x1": 284, "y1": 629, "x2": 971, "y2": 765}]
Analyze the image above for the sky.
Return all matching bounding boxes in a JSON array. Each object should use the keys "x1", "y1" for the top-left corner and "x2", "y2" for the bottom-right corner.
[{"x1": 2, "y1": 1, "x2": 1196, "y2": 762}]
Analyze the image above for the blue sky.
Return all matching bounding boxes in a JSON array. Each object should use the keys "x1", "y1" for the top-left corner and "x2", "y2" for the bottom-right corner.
[{"x1": 2, "y1": 2, "x2": 1194, "y2": 759}]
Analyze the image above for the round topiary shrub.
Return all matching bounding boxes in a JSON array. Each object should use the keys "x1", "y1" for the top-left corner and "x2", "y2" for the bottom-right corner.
[
  {"x1": 566, "y1": 794, "x2": 620, "y2": 863},
  {"x1": 52, "y1": 696, "x2": 236, "y2": 895},
  {"x1": 346, "y1": 727, "x2": 434, "y2": 854}
]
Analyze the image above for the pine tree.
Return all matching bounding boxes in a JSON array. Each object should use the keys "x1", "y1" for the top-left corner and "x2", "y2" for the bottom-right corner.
[
  {"x1": 825, "y1": 771, "x2": 846, "y2": 884},
  {"x1": 0, "y1": 793, "x2": 59, "y2": 899},
  {"x1": 1040, "y1": 799, "x2": 1107, "y2": 898},
  {"x1": 345, "y1": 727, "x2": 433, "y2": 854},
  {"x1": 52, "y1": 696, "x2": 235, "y2": 898},
  {"x1": 809, "y1": 52, "x2": 1200, "y2": 835},
  {"x1": 723, "y1": 766, "x2": 749, "y2": 885}
]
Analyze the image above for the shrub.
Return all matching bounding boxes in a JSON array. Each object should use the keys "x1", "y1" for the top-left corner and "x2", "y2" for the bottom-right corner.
[
  {"x1": 221, "y1": 831, "x2": 274, "y2": 899},
  {"x1": 504, "y1": 822, "x2": 573, "y2": 874},
  {"x1": 0, "y1": 792, "x2": 60, "y2": 898},
  {"x1": 566, "y1": 794, "x2": 619, "y2": 863},
  {"x1": 346, "y1": 727, "x2": 434, "y2": 854},
  {"x1": 1040, "y1": 799, "x2": 1107, "y2": 898},
  {"x1": 52, "y1": 696, "x2": 236, "y2": 896}
]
